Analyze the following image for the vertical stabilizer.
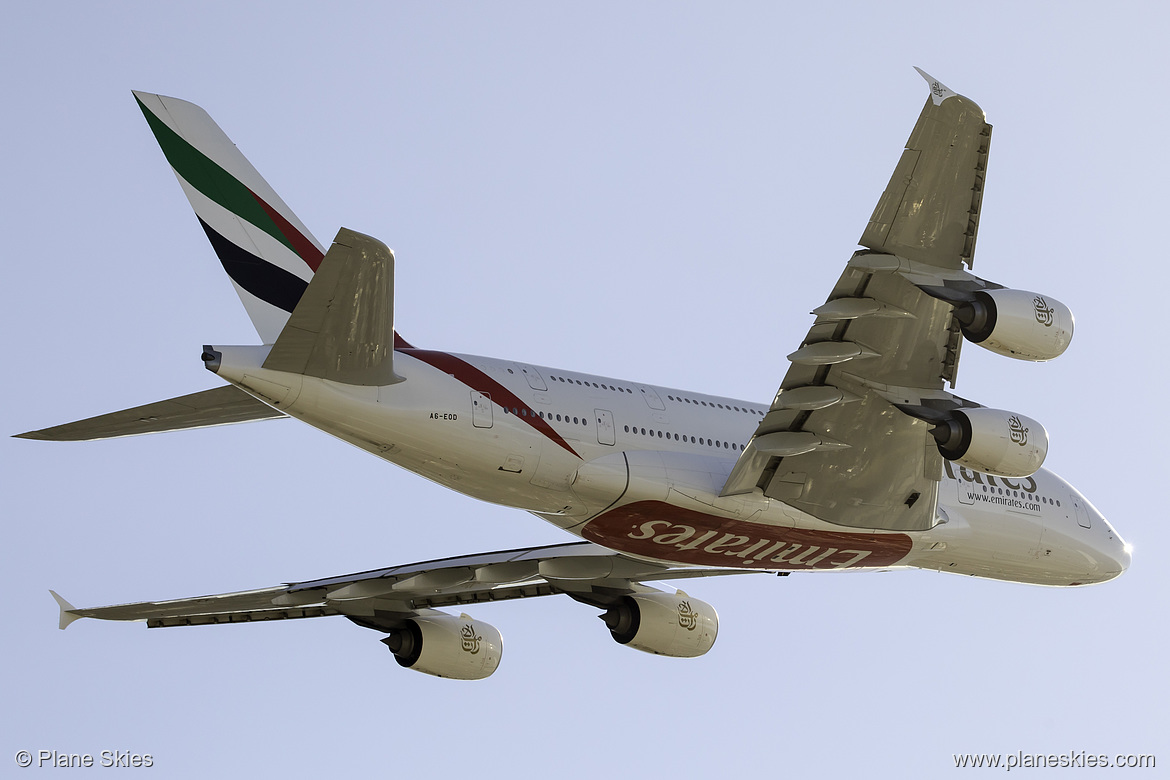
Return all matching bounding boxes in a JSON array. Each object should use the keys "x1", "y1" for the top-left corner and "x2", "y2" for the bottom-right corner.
[{"x1": 133, "y1": 91, "x2": 325, "y2": 343}]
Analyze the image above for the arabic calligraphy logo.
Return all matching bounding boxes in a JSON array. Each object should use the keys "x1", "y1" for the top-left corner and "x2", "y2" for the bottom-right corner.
[
  {"x1": 677, "y1": 600, "x2": 698, "y2": 631},
  {"x1": 1033, "y1": 296, "x2": 1055, "y2": 327},
  {"x1": 460, "y1": 623, "x2": 482, "y2": 655},
  {"x1": 931, "y1": 81, "x2": 946, "y2": 99},
  {"x1": 1008, "y1": 416, "x2": 1029, "y2": 447}
]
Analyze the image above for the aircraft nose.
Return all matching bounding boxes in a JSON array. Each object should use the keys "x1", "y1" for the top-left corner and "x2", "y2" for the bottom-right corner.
[
  {"x1": 1097, "y1": 513, "x2": 1130, "y2": 580},
  {"x1": 1113, "y1": 536, "x2": 1132, "y2": 575}
]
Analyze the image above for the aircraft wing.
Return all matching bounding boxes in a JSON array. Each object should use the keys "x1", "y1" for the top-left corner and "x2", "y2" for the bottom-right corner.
[
  {"x1": 859, "y1": 67, "x2": 991, "y2": 270},
  {"x1": 15, "y1": 385, "x2": 285, "y2": 441},
  {"x1": 721, "y1": 70, "x2": 993, "y2": 532},
  {"x1": 52, "y1": 541, "x2": 755, "y2": 631}
]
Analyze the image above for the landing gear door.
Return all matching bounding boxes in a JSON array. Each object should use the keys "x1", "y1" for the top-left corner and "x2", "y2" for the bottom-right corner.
[{"x1": 472, "y1": 391, "x2": 493, "y2": 428}]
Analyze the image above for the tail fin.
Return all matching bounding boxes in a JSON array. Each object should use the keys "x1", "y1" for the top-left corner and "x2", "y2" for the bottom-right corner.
[{"x1": 133, "y1": 91, "x2": 325, "y2": 344}]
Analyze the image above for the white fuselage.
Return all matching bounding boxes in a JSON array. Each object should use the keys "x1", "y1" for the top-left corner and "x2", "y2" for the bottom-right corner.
[{"x1": 211, "y1": 344, "x2": 1130, "y2": 587}]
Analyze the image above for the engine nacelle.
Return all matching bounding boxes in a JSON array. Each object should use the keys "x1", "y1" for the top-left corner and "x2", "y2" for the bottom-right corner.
[
  {"x1": 601, "y1": 591, "x2": 718, "y2": 658},
  {"x1": 932, "y1": 407, "x2": 1048, "y2": 478},
  {"x1": 955, "y1": 288, "x2": 1074, "y2": 361},
  {"x1": 382, "y1": 613, "x2": 502, "y2": 680}
]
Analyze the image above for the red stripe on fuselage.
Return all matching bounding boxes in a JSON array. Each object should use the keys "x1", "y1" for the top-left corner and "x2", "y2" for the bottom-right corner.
[{"x1": 402, "y1": 349, "x2": 580, "y2": 459}]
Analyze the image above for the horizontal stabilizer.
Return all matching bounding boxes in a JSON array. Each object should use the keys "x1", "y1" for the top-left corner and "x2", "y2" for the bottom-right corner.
[
  {"x1": 15, "y1": 385, "x2": 285, "y2": 441},
  {"x1": 263, "y1": 228, "x2": 404, "y2": 386}
]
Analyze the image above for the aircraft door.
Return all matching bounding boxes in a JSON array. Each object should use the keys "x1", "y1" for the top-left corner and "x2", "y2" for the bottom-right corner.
[
  {"x1": 637, "y1": 385, "x2": 666, "y2": 410},
  {"x1": 472, "y1": 391, "x2": 493, "y2": 428},
  {"x1": 595, "y1": 409, "x2": 615, "y2": 446},
  {"x1": 515, "y1": 363, "x2": 548, "y2": 391},
  {"x1": 1073, "y1": 499, "x2": 1091, "y2": 528}
]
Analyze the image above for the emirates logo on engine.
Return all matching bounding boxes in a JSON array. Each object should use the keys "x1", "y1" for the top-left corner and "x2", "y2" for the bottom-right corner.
[
  {"x1": 1008, "y1": 415, "x2": 1029, "y2": 447},
  {"x1": 677, "y1": 601, "x2": 698, "y2": 631},
  {"x1": 460, "y1": 623, "x2": 482, "y2": 655},
  {"x1": 1033, "y1": 295, "x2": 1055, "y2": 327}
]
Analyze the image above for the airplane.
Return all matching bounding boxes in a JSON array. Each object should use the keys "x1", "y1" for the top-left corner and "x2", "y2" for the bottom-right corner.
[{"x1": 22, "y1": 69, "x2": 1130, "y2": 680}]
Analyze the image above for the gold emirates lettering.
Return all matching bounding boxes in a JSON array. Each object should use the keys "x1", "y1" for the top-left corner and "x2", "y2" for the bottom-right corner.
[
  {"x1": 460, "y1": 624, "x2": 482, "y2": 655},
  {"x1": 627, "y1": 521, "x2": 872, "y2": 568},
  {"x1": 1033, "y1": 295, "x2": 1055, "y2": 326},
  {"x1": 1008, "y1": 415, "x2": 1029, "y2": 447}
]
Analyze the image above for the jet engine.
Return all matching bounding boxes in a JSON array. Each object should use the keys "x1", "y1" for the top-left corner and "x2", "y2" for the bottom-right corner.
[
  {"x1": 953, "y1": 288, "x2": 1074, "y2": 361},
  {"x1": 931, "y1": 407, "x2": 1048, "y2": 478},
  {"x1": 382, "y1": 613, "x2": 502, "y2": 680},
  {"x1": 600, "y1": 591, "x2": 718, "y2": 658}
]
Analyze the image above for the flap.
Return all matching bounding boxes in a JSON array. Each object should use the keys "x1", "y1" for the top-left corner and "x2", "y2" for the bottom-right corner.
[{"x1": 721, "y1": 258, "x2": 952, "y2": 531}]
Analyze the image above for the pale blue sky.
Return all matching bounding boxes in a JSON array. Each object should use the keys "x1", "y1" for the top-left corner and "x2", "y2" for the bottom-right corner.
[{"x1": 3, "y1": 3, "x2": 1166, "y2": 777}]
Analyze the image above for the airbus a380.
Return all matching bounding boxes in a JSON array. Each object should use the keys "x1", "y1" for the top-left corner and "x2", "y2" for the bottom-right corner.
[{"x1": 22, "y1": 70, "x2": 1129, "y2": 680}]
